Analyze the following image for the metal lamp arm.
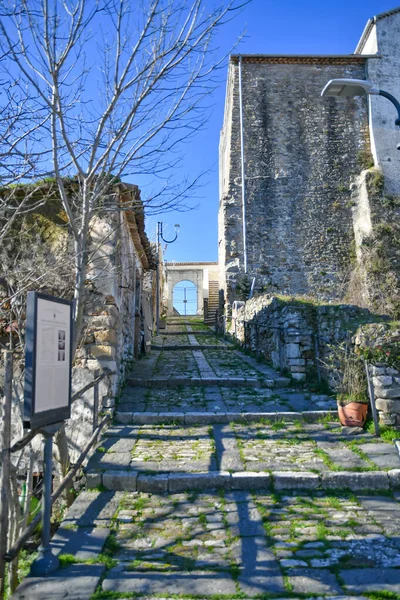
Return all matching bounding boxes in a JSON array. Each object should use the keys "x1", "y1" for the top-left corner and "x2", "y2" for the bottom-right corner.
[
  {"x1": 159, "y1": 232, "x2": 178, "y2": 244},
  {"x1": 379, "y1": 90, "x2": 400, "y2": 126},
  {"x1": 158, "y1": 222, "x2": 178, "y2": 244}
]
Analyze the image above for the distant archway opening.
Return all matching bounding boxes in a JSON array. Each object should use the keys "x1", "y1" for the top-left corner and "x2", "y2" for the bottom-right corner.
[{"x1": 173, "y1": 280, "x2": 197, "y2": 316}]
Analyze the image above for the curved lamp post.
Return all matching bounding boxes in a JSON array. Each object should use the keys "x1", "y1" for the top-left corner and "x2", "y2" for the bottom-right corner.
[
  {"x1": 156, "y1": 222, "x2": 180, "y2": 334},
  {"x1": 321, "y1": 78, "x2": 400, "y2": 129}
]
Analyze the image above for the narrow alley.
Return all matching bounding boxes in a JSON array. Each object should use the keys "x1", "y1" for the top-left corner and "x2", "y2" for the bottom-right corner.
[{"x1": 13, "y1": 318, "x2": 400, "y2": 599}]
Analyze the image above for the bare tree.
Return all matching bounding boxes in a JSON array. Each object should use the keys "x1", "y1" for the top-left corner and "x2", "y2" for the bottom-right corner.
[{"x1": 0, "y1": 0, "x2": 246, "y2": 351}]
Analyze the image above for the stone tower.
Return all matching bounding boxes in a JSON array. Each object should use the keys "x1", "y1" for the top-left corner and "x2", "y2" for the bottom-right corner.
[{"x1": 218, "y1": 8, "x2": 400, "y2": 315}]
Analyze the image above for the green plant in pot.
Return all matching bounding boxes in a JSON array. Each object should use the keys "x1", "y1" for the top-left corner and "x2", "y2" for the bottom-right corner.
[{"x1": 325, "y1": 342, "x2": 369, "y2": 427}]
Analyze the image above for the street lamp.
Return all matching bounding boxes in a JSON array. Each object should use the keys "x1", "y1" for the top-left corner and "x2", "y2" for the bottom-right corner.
[
  {"x1": 156, "y1": 222, "x2": 180, "y2": 334},
  {"x1": 321, "y1": 78, "x2": 400, "y2": 129}
]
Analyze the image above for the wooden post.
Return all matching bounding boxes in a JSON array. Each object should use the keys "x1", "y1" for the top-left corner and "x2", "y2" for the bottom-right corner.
[{"x1": 0, "y1": 351, "x2": 13, "y2": 599}]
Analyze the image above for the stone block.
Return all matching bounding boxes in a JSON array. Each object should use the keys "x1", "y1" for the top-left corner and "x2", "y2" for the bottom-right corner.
[
  {"x1": 87, "y1": 359, "x2": 117, "y2": 372},
  {"x1": 102, "y1": 568, "x2": 237, "y2": 596},
  {"x1": 130, "y1": 412, "x2": 159, "y2": 424},
  {"x1": 287, "y1": 358, "x2": 306, "y2": 366},
  {"x1": 94, "y1": 329, "x2": 117, "y2": 344},
  {"x1": 85, "y1": 470, "x2": 102, "y2": 489},
  {"x1": 285, "y1": 343, "x2": 300, "y2": 359},
  {"x1": 321, "y1": 471, "x2": 389, "y2": 491},
  {"x1": 373, "y1": 375, "x2": 393, "y2": 387},
  {"x1": 114, "y1": 411, "x2": 132, "y2": 424},
  {"x1": 168, "y1": 471, "x2": 231, "y2": 493},
  {"x1": 375, "y1": 399, "x2": 400, "y2": 413},
  {"x1": 90, "y1": 345, "x2": 116, "y2": 360},
  {"x1": 388, "y1": 469, "x2": 400, "y2": 489},
  {"x1": 387, "y1": 367, "x2": 400, "y2": 376},
  {"x1": 51, "y1": 526, "x2": 110, "y2": 559},
  {"x1": 231, "y1": 472, "x2": 271, "y2": 489},
  {"x1": 102, "y1": 470, "x2": 137, "y2": 491},
  {"x1": 371, "y1": 366, "x2": 386, "y2": 376},
  {"x1": 292, "y1": 373, "x2": 306, "y2": 381},
  {"x1": 137, "y1": 474, "x2": 169, "y2": 493},
  {"x1": 273, "y1": 472, "x2": 320, "y2": 490},
  {"x1": 288, "y1": 568, "x2": 343, "y2": 595},
  {"x1": 11, "y1": 564, "x2": 105, "y2": 600},
  {"x1": 340, "y1": 568, "x2": 400, "y2": 593},
  {"x1": 374, "y1": 386, "x2": 400, "y2": 399},
  {"x1": 184, "y1": 412, "x2": 228, "y2": 425}
]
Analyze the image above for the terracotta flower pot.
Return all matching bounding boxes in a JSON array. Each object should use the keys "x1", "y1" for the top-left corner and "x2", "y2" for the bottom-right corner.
[{"x1": 337, "y1": 402, "x2": 368, "y2": 427}]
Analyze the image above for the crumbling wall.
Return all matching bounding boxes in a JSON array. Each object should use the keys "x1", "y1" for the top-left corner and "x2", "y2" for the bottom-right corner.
[{"x1": 230, "y1": 294, "x2": 384, "y2": 382}]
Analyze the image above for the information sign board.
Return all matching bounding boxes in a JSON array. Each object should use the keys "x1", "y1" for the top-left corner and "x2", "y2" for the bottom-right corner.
[{"x1": 24, "y1": 292, "x2": 73, "y2": 428}]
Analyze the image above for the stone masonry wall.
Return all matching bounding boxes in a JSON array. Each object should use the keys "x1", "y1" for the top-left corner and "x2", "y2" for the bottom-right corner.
[
  {"x1": 0, "y1": 198, "x2": 154, "y2": 467},
  {"x1": 230, "y1": 294, "x2": 400, "y2": 427},
  {"x1": 355, "y1": 323, "x2": 400, "y2": 427},
  {"x1": 219, "y1": 58, "x2": 371, "y2": 307},
  {"x1": 230, "y1": 295, "x2": 383, "y2": 382}
]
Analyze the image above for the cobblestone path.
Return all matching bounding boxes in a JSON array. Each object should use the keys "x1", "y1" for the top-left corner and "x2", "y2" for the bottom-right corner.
[{"x1": 13, "y1": 318, "x2": 400, "y2": 599}]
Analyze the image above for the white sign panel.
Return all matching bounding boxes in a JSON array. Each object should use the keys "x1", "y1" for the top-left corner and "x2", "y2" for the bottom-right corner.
[
  {"x1": 35, "y1": 298, "x2": 71, "y2": 413},
  {"x1": 24, "y1": 292, "x2": 73, "y2": 428}
]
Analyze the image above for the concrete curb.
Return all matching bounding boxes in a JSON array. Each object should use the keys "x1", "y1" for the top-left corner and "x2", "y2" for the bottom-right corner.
[
  {"x1": 90, "y1": 468, "x2": 400, "y2": 493},
  {"x1": 113, "y1": 410, "x2": 337, "y2": 425}
]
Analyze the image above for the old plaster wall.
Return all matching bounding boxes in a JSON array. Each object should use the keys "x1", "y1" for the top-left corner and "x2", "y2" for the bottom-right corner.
[
  {"x1": 219, "y1": 57, "x2": 370, "y2": 308},
  {"x1": 357, "y1": 9, "x2": 400, "y2": 195}
]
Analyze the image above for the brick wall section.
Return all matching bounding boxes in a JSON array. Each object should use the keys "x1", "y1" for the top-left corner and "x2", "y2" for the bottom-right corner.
[{"x1": 219, "y1": 58, "x2": 370, "y2": 307}]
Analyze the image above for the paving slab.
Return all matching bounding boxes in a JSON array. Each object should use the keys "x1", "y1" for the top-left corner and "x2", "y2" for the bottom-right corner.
[
  {"x1": 11, "y1": 564, "x2": 105, "y2": 599},
  {"x1": 287, "y1": 568, "x2": 343, "y2": 595},
  {"x1": 61, "y1": 491, "x2": 123, "y2": 527},
  {"x1": 340, "y1": 567, "x2": 400, "y2": 593},
  {"x1": 50, "y1": 525, "x2": 109, "y2": 559},
  {"x1": 102, "y1": 569, "x2": 237, "y2": 595}
]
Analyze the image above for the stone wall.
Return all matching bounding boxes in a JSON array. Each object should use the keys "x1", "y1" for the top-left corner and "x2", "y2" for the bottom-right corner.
[
  {"x1": 230, "y1": 294, "x2": 400, "y2": 427},
  {"x1": 219, "y1": 56, "x2": 371, "y2": 308},
  {"x1": 229, "y1": 294, "x2": 384, "y2": 383},
  {"x1": 355, "y1": 323, "x2": 400, "y2": 427},
  {"x1": 0, "y1": 183, "x2": 155, "y2": 466}
]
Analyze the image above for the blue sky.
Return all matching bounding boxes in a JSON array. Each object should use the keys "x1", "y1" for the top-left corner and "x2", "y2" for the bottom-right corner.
[{"x1": 146, "y1": 0, "x2": 396, "y2": 263}]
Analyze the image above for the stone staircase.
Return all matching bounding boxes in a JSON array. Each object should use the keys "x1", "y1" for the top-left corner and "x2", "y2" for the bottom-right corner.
[
  {"x1": 13, "y1": 317, "x2": 400, "y2": 599},
  {"x1": 204, "y1": 279, "x2": 219, "y2": 324}
]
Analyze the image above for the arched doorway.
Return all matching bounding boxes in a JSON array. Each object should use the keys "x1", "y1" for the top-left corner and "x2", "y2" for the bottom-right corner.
[{"x1": 173, "y1": 280, "x2": 197, "y2": 316}]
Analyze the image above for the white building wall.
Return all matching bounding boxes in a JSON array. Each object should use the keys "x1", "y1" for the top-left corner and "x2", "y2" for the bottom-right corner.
[{"x1": 357, "y1": 10, "x2": 400, "y2": 194}]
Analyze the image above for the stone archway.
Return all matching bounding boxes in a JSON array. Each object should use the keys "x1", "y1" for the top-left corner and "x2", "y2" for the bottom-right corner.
[
  {"x1": 172, "y1": 280, "x2": 197, "y2": 316},
  {"x1": 164, "y1": 262, "x2": 218, "y2": 317}
]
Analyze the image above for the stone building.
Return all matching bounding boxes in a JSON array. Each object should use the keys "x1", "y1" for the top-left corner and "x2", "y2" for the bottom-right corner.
[
  {"x1": 0, "y1": 180, "x2": 156, "y2": 462},
  {"x1": 219, "y1": 7, "x2": 400, "y2": 315}
]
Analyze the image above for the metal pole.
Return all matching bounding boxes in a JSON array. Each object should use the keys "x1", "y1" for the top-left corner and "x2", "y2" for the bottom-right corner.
[
  {"x1": 0, "y1": 351, "x2": 12, "y2": 599},
  {"x1": 93, "y1": 369, "x2": 100, "y2": 432},
  {"x1": 156, "y1": 222, "x2": 160, "y2": 335},
  {"x1": 238, "y1": 55, "x2": 248, "y2": 274},
  {"x1": 365, "y1": 362, "x2": 380, "y2": 437},
  {"x1": 30, "y1": 425, "x2": 61, "y2": 576}
]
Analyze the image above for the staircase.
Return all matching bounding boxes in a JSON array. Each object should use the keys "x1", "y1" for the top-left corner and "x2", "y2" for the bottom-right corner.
[
  {"x1": 12, "y1": 318, "x2": 400, "y2": 599},
  {"x1": 204, "y1": 279, "x2": 219, "y2": 324}
]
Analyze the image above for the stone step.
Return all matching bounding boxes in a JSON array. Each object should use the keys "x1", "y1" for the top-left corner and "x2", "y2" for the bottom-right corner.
[
  {"x1": 126, "y1": 376, "x2": 279, "y2": 388},
  {"x1": 151, "y1": 344, "x2": 232, "y2": 350},
  {"x1": 86, "y1": 468, "x2": 399, "y2": 493},
  {"x1": 113, "y1": 409, "x2": 336, "y2": 425},
  {"x1": 161, "y1": 331, "x2": 214, "y2": 335}
]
